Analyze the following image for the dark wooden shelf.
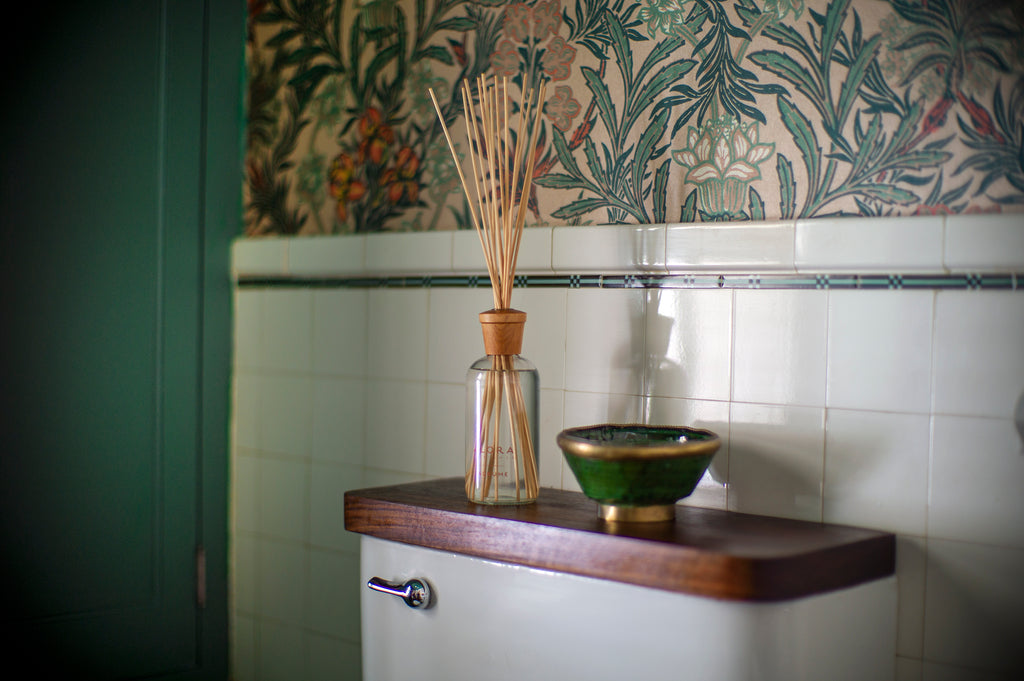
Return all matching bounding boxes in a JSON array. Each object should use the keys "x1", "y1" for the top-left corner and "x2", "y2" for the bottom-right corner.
[{"x1": 344, "y1": 477, "x2": 895, "y2": 602}]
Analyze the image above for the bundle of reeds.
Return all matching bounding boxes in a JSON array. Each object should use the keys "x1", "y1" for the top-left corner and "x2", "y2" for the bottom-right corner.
[{"x1": 430, "y1": 76, "x2": 545, "y2": 503}]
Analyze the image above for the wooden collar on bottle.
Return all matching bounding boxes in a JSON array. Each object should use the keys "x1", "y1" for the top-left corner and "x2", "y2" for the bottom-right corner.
[{"x1": 479, "y1": 309, "x2": 526, "y2": 356}]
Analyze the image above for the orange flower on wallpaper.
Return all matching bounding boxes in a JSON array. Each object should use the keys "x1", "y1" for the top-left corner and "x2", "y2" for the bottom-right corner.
[
  {"x1": 382, "y1": 146, "x2": 421, "y2": 204},
  {"x1": 357, "y1": 108, "x2": 394, "y2": 165},
  {"x1": 329, "y1": 153, "x2": 366, "y2": 222}
]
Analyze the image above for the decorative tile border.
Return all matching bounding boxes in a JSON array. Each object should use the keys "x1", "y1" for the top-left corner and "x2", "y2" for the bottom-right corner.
[
  {"x1": 232, "y1": 215, "x2": 1024, "y2": 280},
  {"x1": 236, "y1": 272, "x2": 1021, "y2": 292}
]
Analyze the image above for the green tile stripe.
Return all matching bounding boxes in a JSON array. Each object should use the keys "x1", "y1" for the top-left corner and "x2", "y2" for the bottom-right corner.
[{"x1": 236, "y1": 272, "x2": 1020, "y2": 291}]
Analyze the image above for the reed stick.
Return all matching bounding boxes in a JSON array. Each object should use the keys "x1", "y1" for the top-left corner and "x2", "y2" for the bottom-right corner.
[{"x1": 430, "y1": 77, "x2": 546, "y2": 502}]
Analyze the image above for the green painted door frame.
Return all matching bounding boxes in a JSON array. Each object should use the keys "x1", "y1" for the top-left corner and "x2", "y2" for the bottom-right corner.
[{"x1": 0, "y1": 1, "x2": 242, "y2": 678}]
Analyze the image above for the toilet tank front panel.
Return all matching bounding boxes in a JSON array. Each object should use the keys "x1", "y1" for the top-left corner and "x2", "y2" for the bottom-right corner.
[{"x1": 359, "y1": 536, "x2": 895, "y2": 681}]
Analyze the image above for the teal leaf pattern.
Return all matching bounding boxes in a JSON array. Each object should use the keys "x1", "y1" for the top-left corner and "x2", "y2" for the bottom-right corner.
[{"x1": 245, "y1": 0, "x2": 1024, "y2": 234}]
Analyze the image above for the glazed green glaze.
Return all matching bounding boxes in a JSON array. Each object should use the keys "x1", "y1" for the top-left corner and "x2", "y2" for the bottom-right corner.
[{"x1": 558, "y1": 424, "x2": 720, "y2": 506}]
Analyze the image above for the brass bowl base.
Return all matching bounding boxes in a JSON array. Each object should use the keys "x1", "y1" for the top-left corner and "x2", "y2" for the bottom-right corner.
[{"x1": 598, "y1": 503, "x2": 675, "y2": 523}]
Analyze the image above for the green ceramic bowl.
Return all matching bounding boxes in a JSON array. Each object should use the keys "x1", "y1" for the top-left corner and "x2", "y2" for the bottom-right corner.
[{"x1": 557, "y1": 423, "x2": 721, "y2": 522}]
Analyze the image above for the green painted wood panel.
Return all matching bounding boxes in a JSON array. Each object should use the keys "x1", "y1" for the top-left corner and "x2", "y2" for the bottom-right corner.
[{"x1": 0, "y1": 1, "x2": 241, "y2": 677}]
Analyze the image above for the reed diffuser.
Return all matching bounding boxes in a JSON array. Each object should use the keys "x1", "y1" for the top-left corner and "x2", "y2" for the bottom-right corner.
[{"x1": 430, "y1": 76, "x2": 545, "y2": 504}]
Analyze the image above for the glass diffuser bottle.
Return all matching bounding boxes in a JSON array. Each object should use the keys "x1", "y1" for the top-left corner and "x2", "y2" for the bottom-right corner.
[{"x1": 466, "y1": 309, "x2": 539, "y2": 504}]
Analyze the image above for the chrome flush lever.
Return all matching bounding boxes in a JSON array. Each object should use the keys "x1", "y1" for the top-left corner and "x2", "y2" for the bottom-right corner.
[{"x1": 367, "y1": 576, "x2": 433, "y2": 609}]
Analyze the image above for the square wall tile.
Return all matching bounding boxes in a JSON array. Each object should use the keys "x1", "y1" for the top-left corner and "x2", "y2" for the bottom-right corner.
[
  {"x1": 932, "y1": 291, "x2": 1024, "y2": 419},
  {"x1": 234, "y1": 289, "x2": 263, "y2": 369},
  {"x1": 564, "y1": 288, "x2": 646, "y2": 395},
  {"x1": 288, "y1": 234, "x2": 364, "y2": 276},
  {"x1": 452, "y1": 226, "x2": 553, "y2": 274},
  {"x1": 259, "y1": 456, "x2": 309, "y2": 543},
  {"x1": 517, "y1": 288, "x2": 568, "y2": 391},
  {"x1": 930, "y1": 415, "x2": 1024, "y2": 548},
  {"x1": 365, "y1": 231, "x2": 452, "y2": 274},
  {"x1": 262, "y1": 289, "x2": 313, "y2": 373},
  {"x1": 827, "y1": 290, "x2": 934, "y2": 414},
  {"x1": 552, "y1": 224, "x2": 665, "y2": 273},
  {"x1": 666, "y1": 220, "x2": 795, "y2": 271},
  {"x1": 645, "y1": 396, "x2": 730, "y2": 510},
  {"x1": 232, "y1": 452, "x2": 259, "y2": 534},
  {"x1": 426, "y1": 288, "x2": 495, "y2": 384},
  {"x1": 733, "y1": 289, "x2": 827, "y2": 407},
  {"x1": 232, "y1": 237, "x2": 288, "y2": 277},
  {"x1": 230, "y1": 613, "x2": 256, "y2": 681},
  {"x1": 896, "y1": 535, "x2": 927, "y2": 659},
  {"x1": 364, "y1": 378, "x2": 427, "y2": 474},
  {"x1": 823, "y1": 409, "x2": 929, "y2": 535},
  {"x1": 233, "y1": 371, "x2": 261, "y2": 452},
  {"x1": 367, "y1": 289, "x2": 429, "y2": 381},
  {"x1": 309, "y1": 462, "x2": 362, "y2": 554},
  {"x1": 538, "y1": 387, "x2": 566, "y2": 490},
  {"x1": 308, "y1": 632, "x2": 362, "y2": 681},
  {"x1": 260, "y1": 374, "x2": 313, "y2": 458},
  {"x1": 924, "y1": 539, "x2": 1024, "y2": 674},
  {"x1": 795, "y1": 215, "x2": 944, "y2": 272},
  {"x1": 425, "y1": 382, "x2": 464, "y2": 479},
  {"x1": 257, "y1": 538, "x2": 308, "y2": 625},
  {"x1": 308, "y1": 549, "x2": 361, "y2": 641},
  {"x1": 258, "y1": 620, "x2": 307, "y2": 681},
  {"x1": 231, "y1": 532, "x2": 258, "y2": 615},
  {"x1": 944, "y1": 213, "x2": 1024, "y2": 271},
  {"x1": 646, "y1": 289, "x2": 732, "y2": 402},
  {"x1": 312, "y1": 377, "x2": 366, "y2": 465},
  {"x1": 728, "y1": 403, "x2": 824, "y2": 521},
  {"x1": 313, "y1": 289, "x2": 368, "y2": 377}
]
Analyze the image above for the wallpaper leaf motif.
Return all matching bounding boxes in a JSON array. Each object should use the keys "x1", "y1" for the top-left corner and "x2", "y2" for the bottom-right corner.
[{"x1": 244, "y1": 0, "x2": 1024, "y2": 235}]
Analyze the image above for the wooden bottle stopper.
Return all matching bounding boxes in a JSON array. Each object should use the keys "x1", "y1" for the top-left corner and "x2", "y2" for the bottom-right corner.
[{"x1": 479, "y1": 309, "x2": 526, "y2": 356}]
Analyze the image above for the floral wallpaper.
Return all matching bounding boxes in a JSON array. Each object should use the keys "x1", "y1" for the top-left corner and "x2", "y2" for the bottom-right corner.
[{"x1": 244, "y1": 0, "x2": 1024, "y2": 235}]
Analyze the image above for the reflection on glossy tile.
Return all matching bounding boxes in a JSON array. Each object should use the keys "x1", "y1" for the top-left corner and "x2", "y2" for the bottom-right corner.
[
  {"x1": 823, "y1": 409, "x2": 929, "y2": 535},
  {"x1": 233, "y1": 453, "x2": 259, "y2": 534},
  {"x1": 647, "y1": 289, "x2": 732, "y2": 402},
  {"x1": 944, "y1": 213, "x2": 1024, "y2": 272},
  {"x1": 733, "y1": 289, "x2": 827, "y2": 407},
  {"x1": 552, "y1": 224, "x2": 665, "y2": 273},
  {"x1": 728, "y1": 403, "x2": 824, "y2": 521},
  {"x1": 646, "y1": 396, "x2": 729, "y2": 510},
  {"x1": 930, "y1": 415, "x2": 1024, "y2": 548},
  {"x1": 932, "y1": 291, "x2": 1024, "y2": 419},
  {"x1": 924, "y1": 538, "x2": 1024, "y2": 674},
  {"x1": 565, "y1": 288, "x2": 646, "y2": 395},
  {"x1": 895, "y1": 656, "x2": 922, "y2": 681},
  {"x1": 827, "y1": 290, "x2": 934, "y2": 414},
  {"x1": 666, "y1": 221, "x2": 795, "y2": 271},
  {"x1": 795, "y1": 215, "x2": 943, "y2": 272}
]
